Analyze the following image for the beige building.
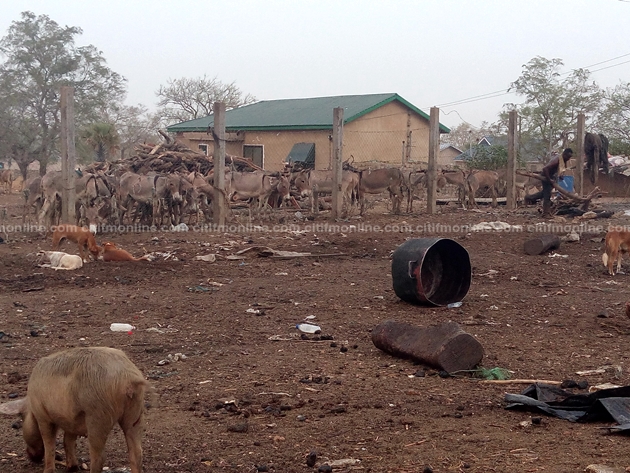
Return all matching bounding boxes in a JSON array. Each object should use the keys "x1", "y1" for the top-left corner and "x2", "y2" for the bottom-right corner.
[
  {"x1": 438, "y1": 144, "x2": 463, "y2": 167},
  {"x1": 167, "y1": 93, "x2": 450, "y2": 172}
]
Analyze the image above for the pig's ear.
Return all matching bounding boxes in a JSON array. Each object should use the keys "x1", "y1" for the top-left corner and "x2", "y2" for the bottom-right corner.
[{"x1": 0, "y1": 399, "x2": 26, "y2": 415}]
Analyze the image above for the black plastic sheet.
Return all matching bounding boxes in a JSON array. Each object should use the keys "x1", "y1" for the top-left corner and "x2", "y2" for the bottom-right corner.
[{"x1": 505, "y1": 383, "x2": 630, "y2": 432}]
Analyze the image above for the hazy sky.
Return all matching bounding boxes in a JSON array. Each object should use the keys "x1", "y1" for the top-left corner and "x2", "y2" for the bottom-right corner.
[{"x1": 2, "y1": 0, "x2": 630, "y2": 129}]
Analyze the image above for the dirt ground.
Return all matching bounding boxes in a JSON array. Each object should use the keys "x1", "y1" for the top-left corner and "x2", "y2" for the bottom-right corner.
[{"x1": 3, "y1": 190, "x2": 630, "y2": 473}]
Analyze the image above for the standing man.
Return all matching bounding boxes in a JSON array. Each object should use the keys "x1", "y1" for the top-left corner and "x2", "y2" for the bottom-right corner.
[{"x1": 525, "y1": 148, "x2": 573, "y2": 217}]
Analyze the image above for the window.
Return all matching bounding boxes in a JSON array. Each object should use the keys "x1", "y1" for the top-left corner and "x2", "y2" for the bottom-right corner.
[
  {"x1": 243, "y1": 145, "x2": 264, "y2": 168},
  {"x1": 198, "y1": 144, "x2": 208, "y2": 155}
]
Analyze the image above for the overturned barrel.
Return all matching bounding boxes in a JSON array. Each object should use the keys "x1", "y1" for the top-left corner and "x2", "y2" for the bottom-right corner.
[{"x1": 392, "y1": 238, "x2": 471, "y2": 306}]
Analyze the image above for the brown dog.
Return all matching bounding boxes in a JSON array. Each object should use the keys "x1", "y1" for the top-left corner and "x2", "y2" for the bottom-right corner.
[
  {"x1": 102, "y1": 242, "x2": 151, "y2": 262},
  {"x1": 602, "y1": 229, "x2": 630, "y2": 275},
  {"x1": 51, "y1": 225, "x2": 101, "y2": 262}
]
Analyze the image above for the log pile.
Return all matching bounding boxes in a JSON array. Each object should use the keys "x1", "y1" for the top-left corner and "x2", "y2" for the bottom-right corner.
[
  {"x1": 516, "y1": 170, "x2": 602, "y2": 214},
  {"x1": 84, "y1": 132, "x2": 262, "y2": 175}
]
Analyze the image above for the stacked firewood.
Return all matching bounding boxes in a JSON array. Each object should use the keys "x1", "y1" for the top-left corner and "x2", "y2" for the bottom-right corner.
[{"x1": 84, "y1": 132, "x2": 262, "y2": 175}]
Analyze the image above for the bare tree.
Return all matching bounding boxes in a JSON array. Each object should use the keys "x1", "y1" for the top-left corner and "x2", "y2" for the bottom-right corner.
[{"x1": 156, "y1": 75, "x2": 256, "y2": 125}]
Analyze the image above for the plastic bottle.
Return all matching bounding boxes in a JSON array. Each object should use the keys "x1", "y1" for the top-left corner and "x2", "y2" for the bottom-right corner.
[
  {"x1": 296, "y1": 323, "x2": 321, "y2": 334},
  {"x1": 110, "y1": 323, "x2": 135, "y2": 332}
]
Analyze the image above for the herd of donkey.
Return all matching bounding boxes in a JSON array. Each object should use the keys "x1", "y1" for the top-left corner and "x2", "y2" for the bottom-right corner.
[{"x1": 0, "y1": 162, "x2": 539, "y2": 229}]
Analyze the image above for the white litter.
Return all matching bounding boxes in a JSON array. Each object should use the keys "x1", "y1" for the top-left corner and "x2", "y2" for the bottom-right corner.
[
  {"x1": 470, "y1": 221, "x2": 523, "y2": 232},
  {"x1": 296, "y1": 323, "x2": 321, "y2": 334}
]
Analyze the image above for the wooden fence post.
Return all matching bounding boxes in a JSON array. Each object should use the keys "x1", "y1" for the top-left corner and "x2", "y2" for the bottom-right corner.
[
  {"x1": 576, "y1": 113, "x2": 585, "y2": 196},
  {"x1": 506, "y1": 110, "x2": 518, "y2": 209},
  {"x1": 60, "y1": 86, "x2": 76, "y2": 224},
  {"x1": 213, "y1": 102, "x2": 227, "y2": 227},
  {"x1": 331, "y1": 107, "x2": 344, "y2": 219},
  {"x1": 426, "y1": 107, "x2": 439, "y2": 214}
]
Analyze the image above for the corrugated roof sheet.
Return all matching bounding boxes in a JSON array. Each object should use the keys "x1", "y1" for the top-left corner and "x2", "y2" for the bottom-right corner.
[{"x1": 167, "y1": 93, "x2": 450, "y2": 133}]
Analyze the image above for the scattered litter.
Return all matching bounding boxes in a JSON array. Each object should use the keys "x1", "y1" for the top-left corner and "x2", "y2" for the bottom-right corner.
[
  {"x1": 480, "y1": 294, "x2": 489, "y2": 298},
  {"x1": 470, "y1": 221, "x2": 523, "y2": 232},
  {"x1": 157, "y1": 353, "x2": 188, "y2": 365},
  {"x1": 510, "y1": 276, "x2": 518, "y2": 281},
  {"x1": 274, "y1": 272, "x2": 288, "y2": 276},
  {"x1": 194, "y1": 253, "x2": 217, "y2": 262},
  {"x1": 110, "y1": 323, "x2": 135, "y2": 333},
  {"x1": 328, "y1": 458, "x2": 361, "y2": 468},
  {"x1": 305, "y1": 315, "x2": 316, "y2": 320},
  {"x1": 268, "y1": 334, "x2": 300, "y2": 341},
  {"x1": 576, "y1": 365, "x2": 623, "y2": 377},
  {"x1": 234, "y1": 245, "x2": 345, "y2": 259},
  {"x1": 452, "y1": 367, "x2": 511, "y2": 380},
  {"x1": 563, "y1": 231, "x2": 580, "y2": 242},
  {"x1": 146, "y1": 251, "x2": 177, "y2": 261},
  {"x1": 170, "y1": 223, "x2": 189, "y2": 232},
  {"x1": 207, "y1": 281, "x2": 224, "y2": 287},
  {"x1": 505, "y1": 383, "x2": 630, "y2": 431},
  {"x1": 585, "y1": 464, "x2": 627, "y2": 473},
  {"x1": 589, "y1": 383, "x2": 622, "y2": 392},
  {"x1": 477, "y1": 269, "x2": 498, "y2": 277},
  {"x1": 548, "y1": 253, "x2": 568, "y2": 258},
  {"x1": 145, "y1": 326, "x2": 179, "y2": 334},
  {"x1": 447, "y1": 301, "x2": 462, "y2": 308},
  {"x1": 246, "y1": 308, "x2": 262, "y2": 315},
  {"x1": 489, "y1": 305, "x2": 499, "y2": 310},
  {"x1": 187, "y1": 285, "x2": 217, "y2": 293},
  {"x1": 296, "y1": 323, "x2": 321, "y2": 334}
]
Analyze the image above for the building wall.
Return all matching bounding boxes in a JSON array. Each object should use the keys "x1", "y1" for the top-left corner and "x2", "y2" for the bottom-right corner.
[
  {"x1": 174, "y1": 101, "x2": 433, "y2": 172},
  {"x1": 174, "y1": 132, "x2": 245, "y2": 158},
  {"x1": 438, "y1": 147, "x2": 461, "y2": 167},
  {"x1": 343, "y1": 101, "x2": 431, "y2": 168},
  {"x1": 243, "y1": 130, "x2": 331, "y2": 171}
]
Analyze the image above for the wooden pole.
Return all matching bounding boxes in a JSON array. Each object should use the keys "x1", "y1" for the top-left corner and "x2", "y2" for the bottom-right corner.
[
  {"x1": 212, "y1": 102, "x2": 227, "y2": 227},
  {"x1": 331, "y1": 107, "x2": 343, "y2": 219},
  {"x1": 506, "y1": 110, "x2": 517, "y2": 209},
  {"x1": 60, "y1": 86, "x2": 76, "y2": 224},
  {"x1": 404, "y1": 111, "x2": 412, "y2": 166},
  {"x1": 576, "y1": 113, "x2": 585, "y2": 196},
  {"x1": 426, "y1": 107, "x2": 439, "y2": 214}
]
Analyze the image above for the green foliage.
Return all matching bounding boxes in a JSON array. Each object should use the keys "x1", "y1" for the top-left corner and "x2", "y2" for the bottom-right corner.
[
  {"x1": 504, "y1": 56, "x2": 602, "y2": 151},
  {"x1": 79, "y1": 122, "x2": 120, "y2": 162},
  {"x1": 596, "y1": 82, "x2": 630, "y2": 152},
  {"x1": 608, "y1": 138, "x2": 630, "y2": 156},
  {"x1": 466, "y1": 144, "x2": 525, "y2": 170},
  {"x1": 0, "y1": 11, "x2": 126, "y2": 174}
]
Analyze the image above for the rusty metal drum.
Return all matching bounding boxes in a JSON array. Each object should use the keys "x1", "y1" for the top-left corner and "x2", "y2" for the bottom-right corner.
[{"x1": 391, "y1": 238, "x2": 471, "y2": 306}]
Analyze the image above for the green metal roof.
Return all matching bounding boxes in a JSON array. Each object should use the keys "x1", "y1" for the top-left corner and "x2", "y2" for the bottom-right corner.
[{"x1": 166, "y1": 93, "x2": 450, "y2": 133}]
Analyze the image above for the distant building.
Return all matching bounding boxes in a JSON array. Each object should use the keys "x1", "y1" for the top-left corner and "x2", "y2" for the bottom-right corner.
[
  {"x1": 439, "y1": 143, "x2": 463, "y2": 167},
  {"x1": 166, "y1": 93, "x2": 450, "y2": 171},
  {"x1": 453, "y1": 135, "x2": 544, "y2": 169}
]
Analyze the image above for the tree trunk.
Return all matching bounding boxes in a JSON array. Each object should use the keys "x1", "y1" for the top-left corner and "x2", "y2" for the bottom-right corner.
[
  {"x1": 38, "y1": 157, "x2": 48, "y2": 177},
  {"x1": 371, "y1": 320, "x2": 484, "y2": 373}
]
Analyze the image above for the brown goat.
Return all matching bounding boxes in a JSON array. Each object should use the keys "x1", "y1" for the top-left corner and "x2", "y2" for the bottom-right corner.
[{"x1": 0, "y1": 347, "x2": 148, "y2": 473}]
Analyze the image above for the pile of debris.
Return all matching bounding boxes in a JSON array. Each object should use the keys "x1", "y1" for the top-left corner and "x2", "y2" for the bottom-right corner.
[
  {"x1": 84, "y1": 131, "x2": 262, "y2": 175},
  {"x1": 609, "y1": 155, "x2": 630, "y2": 176}
]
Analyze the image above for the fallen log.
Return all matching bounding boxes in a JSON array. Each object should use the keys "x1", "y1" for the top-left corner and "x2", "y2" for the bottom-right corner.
[
  {"x1": 523, "y1": 234, "x2": 561, "y2": 255},
  {"x1": 371, "y1": 320, "x2": 484, "y2": 373},
  {"x1": 516, "y1": 171, "x2": 601, "y2": 211}
]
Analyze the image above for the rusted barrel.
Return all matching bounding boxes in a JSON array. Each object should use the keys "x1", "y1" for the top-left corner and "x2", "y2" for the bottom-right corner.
[{"x1": 391, "y1": 238, "x2": 471, "y2": 306}]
